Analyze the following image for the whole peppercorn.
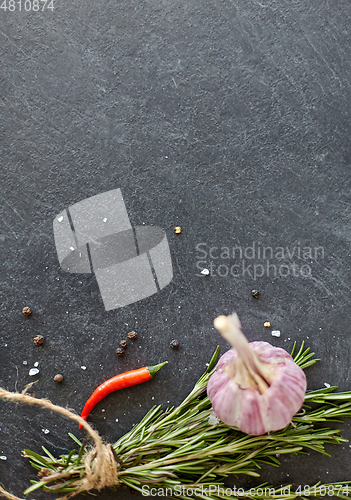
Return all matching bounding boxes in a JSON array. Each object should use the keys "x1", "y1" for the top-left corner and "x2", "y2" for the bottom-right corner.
[
  {"x1": 170, "y1": 339, "x2": 179, "y2": 349},
  {"x1": 116, "y1": 348, "x2": 125, "y2": 357},
  {"x1": 251, "y1": 290, "x2": 260, "y2": 299},
  {"x1": 127, "y1": 331, "x2": 137, "y2": 340},
  {"x1": 54, "y1": 374, "x2": 63, "y2": 383},
  {"x1": 22, "y1": 307, "x2": 31, "y2": 315},
  {"x1": 174, "y1": 226, "x2": 182, "y2": 234},
  {"x1": 33, "y1": 335, "x2": 44, "y2": 345},
  {"x1": 120, "y1": 340, "x2": 128, "y2": 348}
]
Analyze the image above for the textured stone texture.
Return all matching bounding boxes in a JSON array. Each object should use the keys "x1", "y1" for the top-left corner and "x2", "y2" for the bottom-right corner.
[{"x1": 1, "y1": 0, "x2": 351, "y2": 497}]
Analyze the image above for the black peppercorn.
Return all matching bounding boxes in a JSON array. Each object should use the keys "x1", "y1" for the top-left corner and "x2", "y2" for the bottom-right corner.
[
  {"x1": 251, "y1": 290, "x2": 260, "y2": 299},
  {"x1": 116, "y1": 348, "x2": 125, "y2": 357},
  {"x1": 170, "y1": 339, "x2": 179, "y2": 349}
]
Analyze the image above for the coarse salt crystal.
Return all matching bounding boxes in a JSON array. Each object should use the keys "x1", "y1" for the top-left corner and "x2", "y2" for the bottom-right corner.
[
  {"x1": 103, "y1": 217, "x2": 107, "y2": 222},
  {"x1": 29, "y1": 368, "x2": 39, "y2": 376},
  {"x1": 201, "y1": 268, "x2": 210, "y2": 275},
  {"x1": 58, "y1": 216, "x2": 64, "y2": 222},
  {"x1": 208, "y1": 413, "x2": 219, "y2": 426},
  {"x1": 0, "y1": 456, "x2": 7, "y2": 460},
  {"x1": 42, "y1": 429, "x2": 50, "y2": 434},
  {"x1": 324, "y1": 383, "x2": 331, "y2": 388},
  {"x1": 81, "y1": 366, "x2": 87, "y2": 370},
  {"x1": 23, "y1": 361, "x2": 28, "y2": 365},
  {"x1": 70, "y1": 246, "x2": 75, "y2": 251},
  {"x1": 271, "y1": 330, "x2": 281, "y2": 338},
  {"x1": 34, "y1": 362, "x2": 39, "y2": 367}
]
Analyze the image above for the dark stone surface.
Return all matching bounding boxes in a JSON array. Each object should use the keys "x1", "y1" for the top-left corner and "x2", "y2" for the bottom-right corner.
[{"x1": 1, "y1": 0, "x2": 351, "y2": 497}]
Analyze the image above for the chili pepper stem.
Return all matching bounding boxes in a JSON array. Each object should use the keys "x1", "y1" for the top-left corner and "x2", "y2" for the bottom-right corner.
[{"x1": 148, "y1": 361, "x2": 168, "y2": 377}]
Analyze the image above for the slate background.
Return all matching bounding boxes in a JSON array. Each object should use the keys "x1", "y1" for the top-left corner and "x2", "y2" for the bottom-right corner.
[{"x1": 1, "y1": 0, "x2": 351, "y2": 498}]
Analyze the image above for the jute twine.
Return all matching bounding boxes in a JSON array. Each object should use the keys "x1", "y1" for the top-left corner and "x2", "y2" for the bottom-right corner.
[{"x1": 0, "y1": 388, "x2": 119, "y2": 500}]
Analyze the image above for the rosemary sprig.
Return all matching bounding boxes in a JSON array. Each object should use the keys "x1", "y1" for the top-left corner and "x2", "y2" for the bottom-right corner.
[{"x1": 22, "y1": 344, "x2": 351, "y2": 499}]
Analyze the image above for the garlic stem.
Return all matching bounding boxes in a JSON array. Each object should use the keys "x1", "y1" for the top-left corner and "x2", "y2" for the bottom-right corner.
[
  {"x1": 214, "y1": 314, "x2": 254, "y2": 365},
  {"x1": 214, "y1": 314, "x2": 276, "y2": 393}
]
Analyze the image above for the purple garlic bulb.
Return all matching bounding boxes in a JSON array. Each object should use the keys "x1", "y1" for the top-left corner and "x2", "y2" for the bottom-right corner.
[{"x1": 207, "y1": 313, "x2": 307, "y2": 436}]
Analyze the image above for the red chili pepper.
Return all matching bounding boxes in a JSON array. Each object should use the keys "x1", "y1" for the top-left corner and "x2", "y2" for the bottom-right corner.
[{"x1": 79, "y1": 362, "x2": 167, "y2": 428}]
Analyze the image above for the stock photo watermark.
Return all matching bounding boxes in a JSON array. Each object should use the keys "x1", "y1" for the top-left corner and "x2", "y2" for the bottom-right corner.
[
  {"x1": 142, "y1": 484, "x2": 348, "y2": 497},
  {"x1": 53, "y1": 189, "x2": 173, "y2": 311},
  {"x1": 195, "y1": 242, "x2": 325, "y2": 280},
  {"x1": 0, "y1": 0, "x2": 54, "y2": 11}
]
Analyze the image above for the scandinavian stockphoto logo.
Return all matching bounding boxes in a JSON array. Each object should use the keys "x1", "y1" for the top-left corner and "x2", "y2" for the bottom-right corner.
[
  {"x1": 53, "y1": 189, "x2": 173, "y2": 311},
  {"x1": 196, "y1": 242, "x2": 324, "y2": 280}
]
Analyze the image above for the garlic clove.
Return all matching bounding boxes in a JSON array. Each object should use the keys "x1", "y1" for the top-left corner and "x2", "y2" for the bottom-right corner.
[
  {"x1": 208, "y1": 379, "x2": 243, "y2": 429},
  {"x1": 239, "y1": 391, "x2": 266, "y2": 436},
  {"x1": 207, "y1": 370, "x2": 230, "y2": 398},
  {"x1": 264, "y1": 387, "x2": 297, "y2": 432}
]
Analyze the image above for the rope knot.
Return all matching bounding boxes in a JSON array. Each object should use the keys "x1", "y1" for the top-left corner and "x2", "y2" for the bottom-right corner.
[
  {"x1": 79, "y1": 443, "x2": 119, "y2": 492},
  {"x1": 0, "y1": 388, "x2": 120, "y2": 500}
]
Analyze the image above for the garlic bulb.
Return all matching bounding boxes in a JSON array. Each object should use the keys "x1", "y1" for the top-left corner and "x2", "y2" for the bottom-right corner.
[{"x1": 207, "y1": 313, "x2": 307, "y2": 436}]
